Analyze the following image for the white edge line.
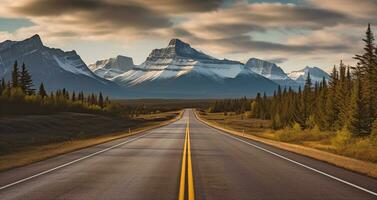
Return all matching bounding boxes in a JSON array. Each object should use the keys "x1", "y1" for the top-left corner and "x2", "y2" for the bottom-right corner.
[
  {"x1": 195, "y1": 114, "x2": 377, "y2": 197},
  {"x1": 0, "y1": 131, "x2": 154, "y2": 191}
]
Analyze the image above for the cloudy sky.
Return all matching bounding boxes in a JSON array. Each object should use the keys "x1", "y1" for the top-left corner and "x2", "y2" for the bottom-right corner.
[{"x1": 0, "y1": 0, "x2": 376, "y2": 73}]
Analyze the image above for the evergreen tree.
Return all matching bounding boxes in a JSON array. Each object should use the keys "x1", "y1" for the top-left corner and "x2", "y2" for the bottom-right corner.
[
  {"x1": 348, "y1": 75, "x2": 371, "y2": 136},
  {"x1": 11, "y1": 61, "x2": 20, "y2": 88},
  {"x1": 335, "y1": 61, "x2": 350, "y2": 129},
  {"x1": 71, "y1": 92, "x2": 76, "y2": 102},
  {"x1": 20, "y1": 63, "x2": 35, "y2": 95},
  {"x1": 354, "y1": 23, "x2": 377, "y2": 119},
  {"x1": 98, "y1": 92, "x2": 104, "y2": 108},
  {"x1": 38, "y1": 82, "x2": 47, "y2": 98},
  {"x1": 325, "y1": 66, "x2": 339, "y2": 130}
]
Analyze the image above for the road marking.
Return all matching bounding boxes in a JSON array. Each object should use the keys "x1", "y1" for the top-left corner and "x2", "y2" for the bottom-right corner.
[
  {"x1": 0, "y1": 131, "x2": 154, "y2": 191},
  {"x1": 214, "y1": 128, "x2": 377, "y2": 197},
  {"x1": 178, "y1": 122, "x2": 188, "y2": 200},
  {"x1": 178, "y1": 120, "x2": 195, "y2": 200},
  {"x1": 187, "y1": 120, "x2": 195, "y2": 200}
]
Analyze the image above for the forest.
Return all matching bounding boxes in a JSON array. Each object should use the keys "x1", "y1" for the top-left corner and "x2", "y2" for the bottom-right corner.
[
  {"x1": 0, "y1": 62, "x2": 160, "y2": 117},
  {"x1": 209, "y1": 24, "x2": 377, "y2": 143}
]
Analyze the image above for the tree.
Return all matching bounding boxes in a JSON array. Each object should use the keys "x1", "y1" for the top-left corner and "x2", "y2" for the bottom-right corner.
[
  {"x1": 20, "y1": 63, "x2": 35, "y2": 95},
  {"x1": 98, "y1": 92, "x2": 104, "y2": 108},
  {"x1": 335, "y1": 61, "x2": 351, "y2": 129},
  {"x1": 71, "y1": 92, "x2": 76, "y2": 102},
  {"x1": 347, "y1": 75, "x2": 371, "y2": 136},
  {"x1": 301, "y1": 72, "x2": 313, "y2": 128},
  {"x1": 38, "y1": 82, "x2": 47, "y2": 98},
  {"x1": 354, "y1": 23, "x2": 377, "y2": 119},
  {"x1": 325, "y1": 66, "x2": 339, "y2": 130},
  {"x1": 0, "y1": 78, "x2": 5, "y2": 95},
  {"x1": 11, "y1": 61, "x2": 20, "y2": 88}
]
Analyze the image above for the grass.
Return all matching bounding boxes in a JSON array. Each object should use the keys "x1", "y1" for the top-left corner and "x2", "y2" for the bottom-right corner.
[
  {"x1": 0, "y1": 111, "x2": 181, "y2": 171},
  {"x1": 197, "y1": 110, "x2": 377, "y2": 177}
]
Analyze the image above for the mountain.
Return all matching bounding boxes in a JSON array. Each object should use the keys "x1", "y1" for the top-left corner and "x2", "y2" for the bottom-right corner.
[
  {"x1": 288, "y1": 66, "x2": 330, "y2": 85},
  {"x1": 0, "y1": 35, "x2": 123, "y2": 96},
  {"x1": 88, "y1": 55, "x2": 134, "y2": 79},
  {"x1": 109, "y1": 39, "x2": 278, "y2": 98},
  {"x1": 245, "y1": 58, "x2": 299, "y2": 88}
]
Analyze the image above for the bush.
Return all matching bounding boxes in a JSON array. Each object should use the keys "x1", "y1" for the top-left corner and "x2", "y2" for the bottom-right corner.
[
  {"x1": 331, "y1": 128, "x2": 352, "y2": 149},
  {"x1": 244, "y1": 111, "x2": 252, "y2": 119},
  {"x1": 275, "y1": 122, "x2": 330, "y2": 142}
]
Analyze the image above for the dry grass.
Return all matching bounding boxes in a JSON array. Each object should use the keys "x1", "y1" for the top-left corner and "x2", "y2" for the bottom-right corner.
[
  {"x1": 0, "y1": 111, "x2": 182, "y2": 172},
  {"x1": 197, "y1": 111, "x2": 377, "y2": 178}
]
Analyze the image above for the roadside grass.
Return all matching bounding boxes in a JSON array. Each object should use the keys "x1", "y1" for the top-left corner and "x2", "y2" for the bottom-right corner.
[
  {"x1": 197, "y1": 110, "x2": 377, "y2": 178},
  {"x1": 198, "y1": 111, "x2": 377, "y2": 164},
  {"x1": 0, "y1": 111, "x2": 181, "y2": 172}
]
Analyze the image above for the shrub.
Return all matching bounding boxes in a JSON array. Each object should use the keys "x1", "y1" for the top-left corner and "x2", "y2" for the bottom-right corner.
[{"x1": 331, "y1": 128, "x2": 352, "y2": 149}]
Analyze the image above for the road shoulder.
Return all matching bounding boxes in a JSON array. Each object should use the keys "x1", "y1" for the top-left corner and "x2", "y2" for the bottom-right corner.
[{"x1": 194, "y1": 110, "x2": 377, "y2": 178}]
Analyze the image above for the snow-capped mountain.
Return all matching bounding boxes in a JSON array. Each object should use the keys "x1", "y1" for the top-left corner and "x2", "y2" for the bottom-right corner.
[
  {"x1": 110, "y1": 39, "x2": 278, "y2": 98},
  {"x1": 245, "y1": 58, "x2": 299, "y2": 88},
  {"x1": 288, "y1": 66, "x2": 330, "y2": 85},
  {"x1": 0, "y1": 35, "x2": 122, "y2": 96},
  {"x1": 89, "y1": 55, "x2": 134, "y2": 79}
]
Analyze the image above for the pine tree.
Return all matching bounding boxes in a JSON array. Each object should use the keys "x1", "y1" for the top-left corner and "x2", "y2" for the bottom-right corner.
[
  {"x1": 71, "y1": 92, "x2": 76, "y2": 102},
  {"x1": 98, "y1": 92, "x2": 104, "y2": 108},
  {"x1": 348, "y1": 74, "x2": 371, "y2": 136},
  {"x1": 335, "y1": 61, "x2": 350, "y2": 129},
  {"x1": 20, "y1": 63, "x2": 35, "y2": 95},
  {"x1": 1, "y1": 78, "x2": 5, "y2": 90},
  {"x1": 354, "y1": 23, "x2": 377, "y2": 119},
  {"x1": 11, "y1": 61, "x2": 20, "y2": 88},
  {"x1": 0, "y1": 78, "x2": 5, "y2": 95},
  {"x1": 301, "y1": 72, "x2": 313, "y2": 128},
  {"x1": 325, "y1": 66, "x2": 339, "y2": 130},
  {"x1": 38, "y1": 82, "x2": 47, "y2": 98}
]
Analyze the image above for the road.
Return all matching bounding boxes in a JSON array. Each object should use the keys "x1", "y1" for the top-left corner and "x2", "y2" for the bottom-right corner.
[{"x1": 0, "y1": 109, "x2": 376, "y2": 199}]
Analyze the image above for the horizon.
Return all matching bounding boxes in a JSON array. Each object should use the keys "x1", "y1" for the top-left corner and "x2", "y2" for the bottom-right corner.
[{"x1": 0, "y1": 0, "x2": 375, "y2": 73}]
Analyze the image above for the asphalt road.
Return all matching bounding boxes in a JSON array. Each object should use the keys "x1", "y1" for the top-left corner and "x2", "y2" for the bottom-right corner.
[{"x1": 0, "y1": 109, "x2": 377, "y2": 200}]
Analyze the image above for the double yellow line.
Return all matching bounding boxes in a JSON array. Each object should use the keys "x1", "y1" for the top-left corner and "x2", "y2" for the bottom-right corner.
[{"x1": 178, "y1": 120, "x2": 195, "y2": 200}]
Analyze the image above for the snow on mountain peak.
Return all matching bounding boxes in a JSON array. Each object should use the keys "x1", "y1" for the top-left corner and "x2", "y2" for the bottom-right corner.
[
  {"x1": 89, "y1": 55, "x2": 135, "y2": 79},
  {"x1": 288, "y1": 66, "x2": 330, "y2": 84},
  {"x1": 111, "y1": 39, "x2": 252, "y2": 86},
  {"x1": 245, "y1": 58, "x2": 289, "y2": 80}
]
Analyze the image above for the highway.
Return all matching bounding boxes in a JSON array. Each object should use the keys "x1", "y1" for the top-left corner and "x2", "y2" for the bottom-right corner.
[{"x1": 0, "y1": 109, "x2": 376, "y2": 199}]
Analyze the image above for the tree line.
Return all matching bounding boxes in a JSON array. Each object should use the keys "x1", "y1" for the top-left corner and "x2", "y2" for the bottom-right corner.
[
  {"x1": 0, "y1": 61, "x2": 114, "y2": 115},
  {"x1": 210, "y1": 24, "x2": 377, "y2": 137}
]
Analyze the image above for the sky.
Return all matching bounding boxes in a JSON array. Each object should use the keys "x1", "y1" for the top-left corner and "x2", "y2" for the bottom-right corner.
[{"x1": 0, "y1": 0, "x2": 376, "y2": 73}]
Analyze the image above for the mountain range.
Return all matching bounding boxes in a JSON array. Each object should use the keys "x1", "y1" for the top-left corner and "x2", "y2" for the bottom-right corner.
[
  {"x1": 0, "y1": 35, "x2": 330, "y2": 98},
  {"x1": 0, "y1": 34, "x2": 123, "y2": 97}
]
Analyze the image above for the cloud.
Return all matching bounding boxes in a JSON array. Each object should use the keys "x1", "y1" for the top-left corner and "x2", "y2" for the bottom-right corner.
[
  {"x1": 267, "y1": 58, "x2": 287, "y2": 64},
  {"x1": 171, "y1": 3, "x2": 351, "y2": 55},
  {"x1": 307, "y1": 0, "x2": 377, "y2": 20},
  {"x1": 11, "y1": 0, "x2": 172, "y2": 30},
  {"x1": 0, "y1": 0, "x2": 373, "y2": 71},
  {"x1": 135, "y1": 0, "x2": 225, "y2": 13}
]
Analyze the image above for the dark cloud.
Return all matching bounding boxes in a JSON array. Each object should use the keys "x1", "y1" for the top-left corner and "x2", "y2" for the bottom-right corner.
[
  {"x1": 267, "y1": 58, "x2": 287, "y2": 64},
  {"x1": 174, "y1": 29, "x2": 351, "y2": 54},
  {"x1": 12, "y1": 0, "x2": 172, "y2": 30},
  {"x1": 202, "y1": 23, "x2": 266, "y2": 37},
  {"x1": 138, "y1": 0, "x2": 225, "y2": 13},
  {"x1": 212, "y1": 35, "x2": 350, "y2": 53}
]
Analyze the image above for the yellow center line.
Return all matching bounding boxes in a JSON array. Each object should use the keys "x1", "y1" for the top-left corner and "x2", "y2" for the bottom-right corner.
[
  {"x1": 178, "y1": 116, "x2": 195, "y2": 200},
  {"x1": 187, "y1": 120, "x2": 195, "y2": 200},
  {"x1": 178, "y1": 121, "x2": 188, "y2": 200}
]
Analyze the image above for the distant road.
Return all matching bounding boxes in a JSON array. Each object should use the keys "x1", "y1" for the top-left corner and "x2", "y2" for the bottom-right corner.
[{"x1": 0, "y1": 109, "x2": 376, "y2": 199}]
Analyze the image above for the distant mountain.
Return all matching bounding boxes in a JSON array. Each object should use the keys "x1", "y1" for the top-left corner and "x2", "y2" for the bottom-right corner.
[
  {"x1": 89, "y1": 55, "x2": 135, "y2": 79},
  {"x1": 0, "y1": 35, "x2": 123, "y2": 96},
  {"x1": 109, "y1": 39, "x2": 278, "y2": 98},
  {"x1": 288, "y1": 66, "x2": 330, "y2": 85},
  {"x1": 245, "y1": 58, "x2": 299, "y2": 88}
]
